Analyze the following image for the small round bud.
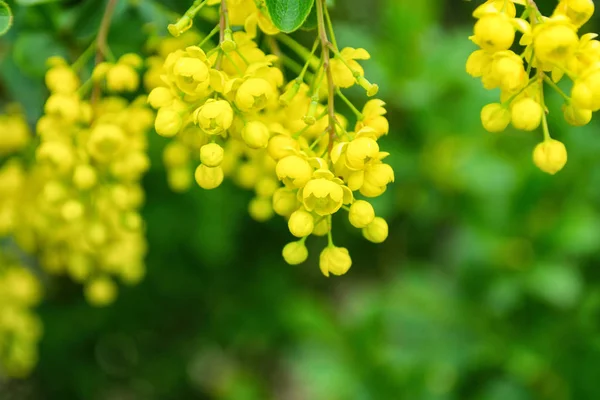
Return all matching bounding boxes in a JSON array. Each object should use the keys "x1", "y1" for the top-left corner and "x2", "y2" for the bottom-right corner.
[
  {"x1": 282, "y1": 241, "x2": 308, "y2": 265},
  {"x1": 106, "y1": 64, "x2": 139, "y2": 92},
  {"x1": 242, "y1": 121, "x2": 270, "y2": 149},
  {"x1": 200, "y1": 143, "x2": 224, "y2": 167},
  {"x1": 362, "y1": 217, "x2": 388, "y2": 243},
  {"x1": 84, "y1": 277, "x2": 117, "y2": 307},
  {"x1": 563, "y1": 103, "x2": 592, "y2": 126},
  {"x1": 148, "y1": 87, "x2": 173, "y2": 109},
  {"x1": 235, "y1": 78, "x2": 274, "y2": 111},
  {"x1": 87, "y1": 124, "x2": 126, "y2": 162},
  {"x1": 532, "y1": 139, "x2": 568, "y2": 175},
  {"x1": 61, "y1": 199, "x2": 84, "y2": 220},
  {"x1": 481, "y1": 103, "x2": 511, "y2": 133},
  {"x1": 155, "y1": 107, "x2": 182, "y2": 137},
  {"x1": 348, "y1": 200, "x2": 375, "y2": 228},
  {"x1": 249, "y1": 197, "x2": 273, "y2": 222},
  {"x1": 276, "y1": 155, "x2": 313, "y2": 188},
  {"x1": 288, "y1": 210, "x2": 314, "y2": 238},
  {"x1": 272, "y1": 188, "x2": 299, "y2": 217},
  {"x1": 511, "y1": 98, "x2": 543, "y2": 131},
  {"x1": 194, "y1": 99, "x2": 234, "y2": 135},
  {"x1": 268, "y1": 135, "x2": 299, "y2": 160},
  {"x1": 73, "y1": 164, "x2": 97, "y2": 190},
  {"x1": 194, "y1": 164, "x2": 224, "y2": 189},
  {"x1": 319, "y1": 246, "x2": 352, "y2": 277},
  {"x1": 473, "y1": 14, "x2": 515, "y2": 52}
]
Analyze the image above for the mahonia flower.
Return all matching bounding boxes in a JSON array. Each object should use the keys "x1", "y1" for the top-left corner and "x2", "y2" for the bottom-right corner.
[
  {"x1": 466, "y1": 0, "x2": 600, "y2": 174},
  {"x1": 149, "y1": 0, "x2": 392, "y2": 277}
]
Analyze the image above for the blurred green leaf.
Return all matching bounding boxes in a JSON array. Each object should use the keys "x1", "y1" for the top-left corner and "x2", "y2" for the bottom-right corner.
[
  {"x1": 12, "y1": 32, "x2": 69, "y2": 77},
  {"x1": 0, "y1": 1, "x2": 11, "y2": 36}
]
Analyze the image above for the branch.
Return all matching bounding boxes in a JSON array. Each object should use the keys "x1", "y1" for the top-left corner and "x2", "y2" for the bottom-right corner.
[
  {"x1": 91, "y1": 0, "x2": 119, "y2": 105},
  {"x1": 316, "y1": 0, "x2": 336, "y2": 156}
]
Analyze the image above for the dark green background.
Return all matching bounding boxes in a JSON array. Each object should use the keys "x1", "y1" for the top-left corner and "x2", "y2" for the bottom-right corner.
[{"x1": 2, "y1": 0, "x2": 600, "y2": 398}]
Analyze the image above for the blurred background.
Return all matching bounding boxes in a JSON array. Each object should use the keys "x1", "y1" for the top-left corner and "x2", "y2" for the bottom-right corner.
[{"x1": 3, "y1": 0, "x2": 600, "y2": 399}]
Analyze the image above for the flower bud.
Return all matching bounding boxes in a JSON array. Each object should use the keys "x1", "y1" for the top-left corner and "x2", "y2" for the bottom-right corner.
[
  {"x1": 562, "y1": 103, "x2": 592, "y2": 126},
  {"x1": 194, "y1": 99, "x2": 234, "y2": 135},
  {"x1": 272, "y1": 188, "x2": 299, "y2": 217},
  {"x1": 362, "y1": 217, "x2": 388, "y2": 243},
  {"x1": 235, "y1": 78, "x2": 274, "y2": 111},
  {"x1": 73, "y1": 164, "x2": 97, "y2": 190},
  {"x1": 194, "y1": 164, "x2": 224, "y2": 189},
  {"x1": 242, "y1": 120, "x2": 270, "y2": 149},
  {"x1": 282, "y1": 241, "x2": 308, "y2": 265},
  {"x1": 472, "y1": 14, "x2": 515, "y2": 52},
  {"x1": 268, "y1": 135, "x2": 299, "y2": 160},
  {"x1": 276, "y1": 155, "x2": 313, "y2": 188},
  {"x1": 319, "y1": 246, "x2": 352, "y2": 277},
  {"x1": 348, "y1": 200, "x2": 375, "y2": 228},
  {"x1": 511, "y1": 98, "x2": 543, "y2": 131},
  {"x1": 106, "y1": 64, "x2": 139, "y2": 92},
  {"x1": 148, "y1": 87, "x2": 173, "y2": 109},
  {"x1": 221, "y1": 29, "x2": 236, "y2": 53},
  {"x1": 85, "y1": 277, "x2": 117, "y2": 307},
  {"x1": 481, "y1": 103, "x2": 510, "y2": 132},
  {"x1": 200, "y1": 143, "x2": 224, "y2": 167},
  {"x1": 533, "y1": 139, "x2": 568, "y2": 175},
  {"x1": 155, "y1": 107, "x2": 182, "y2": 137},
  {"x1": 87, "y1": 124, "x2": 126, "y2": 162},
  {"x1": 288, "y1": 210, "x2": 314, "y2": 237},
  {"x1": 249, "y1": 197, "x2": 273, "y2": 222}
]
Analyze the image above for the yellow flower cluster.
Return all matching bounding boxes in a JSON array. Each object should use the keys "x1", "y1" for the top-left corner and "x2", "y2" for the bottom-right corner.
[
  {"x1": 153, "y1": 0, "x2": 392, "y2": 276},
  {"x1": 466, "y1": 0, "x2": 597, "y2": 175},
  {"x1": 0, "y1": 56, "x2": 152, "y2": 308},
  {"x1": 0, "y1": 258, "x2": 43, "y2": 378}
]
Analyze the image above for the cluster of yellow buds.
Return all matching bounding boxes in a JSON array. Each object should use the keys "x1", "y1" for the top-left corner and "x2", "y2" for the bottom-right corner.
[
  {"x1": 0, "y1": 258, "x2": 43, "y2": 378},
  {"x1": 152, "y1": 0, "x2": 393, "y2": 276},
  {"x1": 0, "y1": 55, "x2": 153, "y2": 308},
  {"x1": 466, "y1": 0, "x2": 597, "y2": 175}
]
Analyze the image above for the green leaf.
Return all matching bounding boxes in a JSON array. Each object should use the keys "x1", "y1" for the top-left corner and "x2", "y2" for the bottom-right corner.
[
  {"x1": 13, "y1": 32, "x2": 70, "y2": 77},
  {"x1": 265, "y1": 0, "x2": 315, "y2": 33},
  {"x1": 0, "y1": 1, "x2": 12, "y2": 36},
  {"x1": 15, "y1": 0, "x2": 61, "y2": 5},
  {"x1": 300, "y1": 3, "x2": 317, "y2": 30}
]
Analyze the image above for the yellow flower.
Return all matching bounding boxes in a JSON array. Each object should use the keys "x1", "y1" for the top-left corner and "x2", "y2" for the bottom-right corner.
[
  {"x1": 553, "y1": 0, "x2": 595, "y2": 28},
  {"x1": 301, "y1": 169, "x2": 353, "y2": 216},
  {"x1": 276, "y1": 155, "x2": 313, "y2": 188},
  {"x1": 164, "y1": 46, "x2": 211, "y2": 98},
  {"x1": 533, "y1": 17, "x2": 579, "y2": 66},
  {"x1": 242, "y1": 120, "x2": 270, "y2": 149},
  {"x1": 571, "y1": 66, "x2": 600, "y2": 111},
  {"x1": 147, "y1": 87, "x2": 174, "y2": 109},
  {"x1": 87, "y1": 124, "x2": 126, "y2": 162},
  {"x1": 288, "y1": 209, "x2": 314, "y2": 237},
  {"x1": 268, "y1": 134, "x2": 299, "y2": 160},
  {"x1": 532, "y1": 139, "x2": 568, "y2": 174},
  {"x1": 248, "y1": 197, "x2": 274, "y2": 221},
  {"x1": 562, "y1": 103, "x2": 592, "y2": 126},
  {"x1": 194, "y1": 99, "x2": 234, "y2": 135},
  {"x1": 362, "y1": 217, "x2": 388, "y2": 243},
  {"x1": 319, "y1": 246, "x2": 352, "y2": 277},
  {"x1": 354, "y1": 99, "x2": 389, "y2": 138},
  {"x1": 282, "y1": 241, "x2": 308, "y2": 265},
  {"x1": 471, "y1": 13, "x2": 515, "y2": 52},
  {"x1": 511, "y1": 98, "x2": 543, "y2": 131},
  {"x1": 200, "y1": 143, "x2": 224, "y2": 167},
  {"x1": 361, "y1": 162, "x2": 394, "y2": 198},
  {"x1": 272, "y1": 188, "x2": 299, "y2": 217},
  {"x1": 155, "y1": 107, "x2": 183, "y2": 137},
  {"x1": 490, "y1": 51, "x2": 528, "y2": 93},
  {"x1": 481, "y1": 103, "x2": 511, "y2": 132},
  {"x1": 345, "y1": 136, "x2": 380, "y2": 170},
  {"x1": 330, "y1": 47, "x2": 370, "y2": 88},
  {"x1": 194, "y1": 164, "x2": 224, "y2": 189},
  {"x1": 348, "y1": 200, "x2": 375, "y2": 228},
  {"x1": 85, "y1": 277, "x2": 118, "y2": 307},
  {"x1": 106, "y1": 64, "x2": 139, "y2": 92},
  {"x1": 73, "y1": 164, "x2": 98, "y2": 190},
  {"x1": 235, "y1": 78, "x2": 275, "y2": 111},
  {"x1": 45, "y1": 59, "x2": 80, "y2": 94}
]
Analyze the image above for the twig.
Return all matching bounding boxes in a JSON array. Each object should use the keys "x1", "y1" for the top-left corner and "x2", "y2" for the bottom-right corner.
[
  {"x1": 91, "y1": 0, "x2": 119, "y2": 105},
  {"x1": 214, "y1": 0, "x2": 229, "y2": 70},
  {"x1": 316, "y1": 0, "x2": 336, "y2": 156}
]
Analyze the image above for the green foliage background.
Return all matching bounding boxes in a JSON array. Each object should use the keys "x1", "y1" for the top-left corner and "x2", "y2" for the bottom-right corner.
[{"x1": 2, "y1": 0, "x2": 600, "y2": 398}]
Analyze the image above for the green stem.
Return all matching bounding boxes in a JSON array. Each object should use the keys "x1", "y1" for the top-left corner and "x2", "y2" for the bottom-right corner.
[
  {"x1": 198, "y1": 25, "x2": 220, "y2": 49},
  {"x1": 336, "y1": 88, "x2": 363, "y2": 120},
  {"x1": 543, "y1": 75, "x2": 570, "y2": 103},
  {"x1": 324, "y1": 6, "x2": 338, "y2": 51},
  {"x1": 71, "y1": 41, "x2": 97, "y2": 71}
]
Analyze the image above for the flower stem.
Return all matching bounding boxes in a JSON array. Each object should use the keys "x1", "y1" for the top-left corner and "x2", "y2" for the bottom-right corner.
[
  {"x1": 91, "y1": 0, "x2": 119, "y2": 106},
  {"x1": 316, "y1": 0, "x2": 336, "y2": 156}
]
